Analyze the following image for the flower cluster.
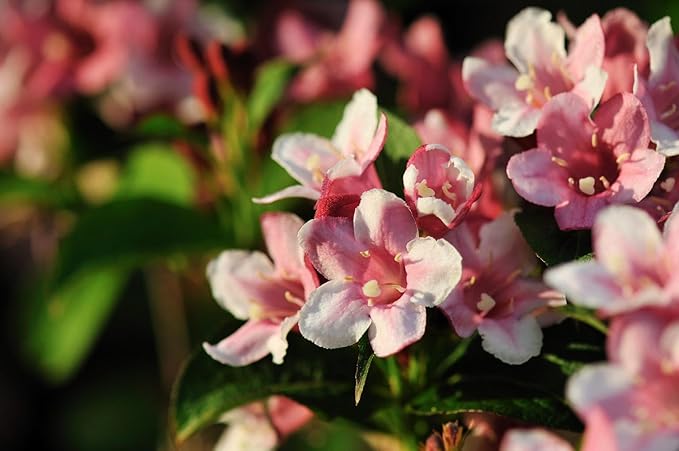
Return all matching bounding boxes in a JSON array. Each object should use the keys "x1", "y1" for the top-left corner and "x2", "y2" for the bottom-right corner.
[{"x1": 200, "y1": 5, "x2": 679, "y2": 450}]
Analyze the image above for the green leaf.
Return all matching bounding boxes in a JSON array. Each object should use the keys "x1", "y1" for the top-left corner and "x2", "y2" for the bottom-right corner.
[
  {"x1": 135, "y1": 114, "x2": 187, "y2": 139},
  {"x1": 248, "y1": 60, "x2": 296, "y2": 133},
  {"x1": 0, "y1": 172, "x2": 69, "y2": 205},
  {"x1": 19, "y1": 267, "x2": 129, "y2": 383},
  {"x1": 116, "y1": 144, "x2": 196, "y2": 205},
  {"x1": 407, "y1": 380, "x2": 580, "y2": 431},
  {"x1": 514, "y1": 204, "x2": 592, "y2": 266},
  {"x1": 172, "y1": 333, "x2": 373, "y2": 443},
  {"x1": 53, "y1": 198, "x2": 227, "y2": 287},
  {"x1": 281, "y1": 101, "x2": 346, "y2": 137},
  {"x1": 354, "y1": 335, "x2": 375, "y2": 406},
  {"x1": 382, "y1": 110, "x2": 421, "y2": 162}
]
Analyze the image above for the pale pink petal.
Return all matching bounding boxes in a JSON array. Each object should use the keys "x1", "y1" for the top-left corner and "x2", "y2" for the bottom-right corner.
[
  {"x1": 267, "y1": 314, "x2": 299, "y2": 365},
  {"x1": 570, "y1": 65, "x2": 607, "y2": 109},
  {"x1": 203, "y1": 319, "x2": 280, "y2": 366},
  {"x1": 267, "y1": 396, "x2": 314, "y2": 439},
  {"x1": 271, "y1": 133, "x2": 339, "y2": 189},
  {"x1": 368, "y1": 296, "x2": 426, "y2": 357},
  {"x1": 298, "y1": 280, "x2": 372, "y2": 349},
  {"x1": 462, "y1": 56, "x2": 522, "y2": 111},
  {"x1": 650, "y1": 120, "x2": 679, "y2": 157},
  {"x1": 252, "y1": 184, "x2": 320, "y2": 204},
  {"x1": 492, "y1": 103, "x2": 542, "y2": 137},
  {"x1": 595, "y1": 93, "x2": 650, "y2": 154},
  {"x1": 298, "y1": 216, "x2": 367, "y2": 280},
  {"x1": 331, "y1": 88, "x2": 378, "y2": 156},
  {"x1": 553, "y1": 195, "x2": 609, "y2": 230},
  {"x1": 276, "y1": 11, "x2": 322, "y2": 62},
  {"x1": 647, "y1": 17, "x2": 679, "y2": 87},
  {"x1": 664, "y1": 202, "x2": 679, "y2": 265},
  {"x1": 537, "y1": 93, "x2": 593, "y2": 155},
  {"x1": 610, "y1": 147, "x2": 665, "y2": 202},
  {"x1": 593, "y1": 205, "x2": 664, "y2": 280},
  {"x1": 477, "y1": 212, "x2": 536, "y2": 274},
  {"x1": 567, "y1": 15, "x2": 605, "y2": 81},
  {"x1": 607, "y1": 312, "x2": 664, "y2": 376},
  {"x1": 357, "y1": 112, "x2": 387, "y2": 170},
  {"x1": 207, "y1": 250, "x2": 275, "y2": 320},
  {"x1": 566, "y1": 363, "x2": 633, "y2": 414},
  {"x1": 353, "y1": 189, "x2": 417, "y2": 255},
  {"x1": 415, "y1": 197, "x2": 456, "y2": 226},
  {"x1": 439, "y1": 287, "x2": 478, "y2": 337},
  {"x1": 505, "y1": 8, "x2": 566, "y2": 74},
  {"x1": 403, "y1": 237, "x2": 462, "y2": 307},
  {"x1": 506, "y1": 148, "x2": 572, "y2": 206},
  {"x1": 478, "y1": 315, "x2": 543, "y2": 364},
  {"x1": 261, "y1": 213, "x2": 305, "y2": 278},
  {"x1": 333, "y1": 0, "x2": 383, "y2": 74},
  {"x1": 544, "y1": 261, "x2": 623, "y2": 312},
  {"x1": 501, "y1": 429, "x2": 573, "y2": 451}
]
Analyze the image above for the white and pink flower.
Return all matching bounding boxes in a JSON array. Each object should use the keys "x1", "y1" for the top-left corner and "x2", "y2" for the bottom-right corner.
[
  {"x1": 298, "y1": 189, "x2": 462, "y2": 357},
  {"x1": 463, "y1": 7, "x2": 607, "y2": 137},
  {"x1": 506, "y1": 92, "x2": 665, "y2": 230},
  {"x1": 254, "y1": 89, "x2": 386, "y2": 203},
  {"x1": 440, "y1": 212, "x2": 564, "y2": 364},
  {"x1": 545, "y1": 203, "x2": 679, "y2": 316},
  {"x1": 203, "y1": 212, "x2": 319, "y2": 366},
  {"x1": 634, "y1": 17, "x2": 679, "y2": 156}
]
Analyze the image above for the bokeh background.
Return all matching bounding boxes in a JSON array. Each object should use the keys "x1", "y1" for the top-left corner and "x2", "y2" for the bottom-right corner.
[{"x1": 1, "y1": 0, "x2": 676, "y2": 449}]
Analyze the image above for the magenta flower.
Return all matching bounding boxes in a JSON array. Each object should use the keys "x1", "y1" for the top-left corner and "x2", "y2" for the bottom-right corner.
[
  {"x1": 463, "y1": 8, "x2": 607, "y2": 137},
  {"x1": 506, "y1": 92, "x2": 665, "y2": 230},
  {"x1": 545, "y1": 204, "x2": 679, "y2": 316},
  {"x1": 634, "y1": 17, "x2": 679, "y2": 157},
  {"x1": 298, "y1": 189, "x2": 462, "y2": 357},
  {"x1": 567, "y1": 311, "x2": 679, "y2": 451},
  {"x1": 440, "y1": 213, "x2": 565, "y2": 364},
  {"x1": 203, "y1": 213, "x2": 319, "y2": 366},
  {"x1": 254, "y1": 89, "x2": 386, "y2": 203},
  {"x1": 403, "y1": 144, "x2": 478, "y2": 236}
]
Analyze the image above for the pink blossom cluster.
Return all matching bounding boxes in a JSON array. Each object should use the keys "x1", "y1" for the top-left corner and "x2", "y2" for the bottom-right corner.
[{"x1": 200, "y1": 5, "x2": 679, "y2": 449}]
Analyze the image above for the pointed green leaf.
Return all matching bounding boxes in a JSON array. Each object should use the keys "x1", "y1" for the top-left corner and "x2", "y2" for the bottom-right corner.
[
  {"x1": 354, "y1": 335, "x2": 375, "y2": 406},
  {"x1": 382, "y1": 110, "x2": 421, "y2": 162},
  {"x1": 248, "y1": 60, "x2": 296, "y2": 132}
]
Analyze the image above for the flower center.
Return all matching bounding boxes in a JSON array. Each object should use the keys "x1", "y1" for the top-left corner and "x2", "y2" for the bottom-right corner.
[
  {"x1": 356, "y1": 247, "x2": 407, "y2": 306},
  {"x1": 514, "y1": 56, "x2": 574, "y2": 108}
]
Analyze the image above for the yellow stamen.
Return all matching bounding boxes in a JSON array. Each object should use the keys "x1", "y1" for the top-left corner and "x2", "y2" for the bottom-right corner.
[
  {"x1": 660, "y1": 177, "x2": 676, "y2": 192},
  {"x1": 284, "y1": 291, "x2": 304, "y2": 307},
  {"x1": 359, "y1": 250, "x2": 371, "y2": 258},
  {"x1": 578, "y1": 177, "x2": 596, "y2": 195},
  {"x1": 362, "y1": 279, "x2": 381, "y2": 298},
  {"x1": 514, "y1": 73, "x2": 534, "y2": 91},
  {"x1": 416, "y1": 180, "x2": 435, "y2": 197},
  {"x1": 568, "y1": 177, "x2": 575, "y2": 185},
  {"x1": 393, "y1": 253, "x2": 402, "y2": 262},
  {"x1": 599, "y1": 176, "x2": 611, "y2": 189},
  {"x1": 543, "y1": 86, "x2": 552, "y2": 100},
  {"x1": 477, "y1": 293, "x2": 496, "y2": 313},
  {"x1": 660, "y1": 81, "x2": 676, "y2": 91},
  {"x1": 591, "y1": 133, "x2": 598, "y2": 148},
  {"x1": 551, "y1": 156, "x2": 568, "y2": 167},
  {"x1": 660, "y1": 104, "x2": 677, "y2": 120},
  {"x1": 441, "y1": 181, "x2": 458, "y2": 202},
  {"x1": 385, "y1": 283, "x2": 406, "y2": 293},
  {"x1": 616, "y1": 153, "x2": 631, "y2": 165}
]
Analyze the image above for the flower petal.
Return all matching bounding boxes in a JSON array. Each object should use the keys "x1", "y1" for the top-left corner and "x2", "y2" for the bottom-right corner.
[
  {"x1": 501, "y1": 429, "x2": 573, "y2": 451},
  {"x1": 252, "y1": 184, "x2": 320, "y2": 204},
  {"x1": 331, "y1": 89, "x2": 378, "y2": 156},
  {"x1": 298, "y1": 280, "x2": 371, "y2": 349},
  {"x1": 203, "y1": 319, "x2": 280, "y2": 366},
  {"x1": 505, "y1": 8, "x2": 566, "y2": 74},
  {"x1": 207, "y1": 250, "x2": 275, "y2": 320},
  {"x1": 595, "y1": 93, "x2": 650, "y2": 154},
  {"x1": 566, "y1": 363, "x2": 633, "y2": 414},
  {"x1": 267, "y1": 313, "x2": 299, "y2": 365},
  {"x1": 506, "y1": 148, "x2": 572, "y2": 206},
  {"x1": 261, "y1": 212, "x2": 305, "y2": 278},
  {"x1": 478, "y1": 315, "x2": 543, "y2": 364},
  {"x1": 570, "y1": 65, "x2": 607, "y2": 109},
  {"x1": 353, "y1": 189, "x2": 417, "y2": 255},
  {"x1": 650, "y1": 120, "x2": 679, "y2": 157},
  {"x1": 404, "y1": 236, "x2": 462, "y2": 307},
  {"x1": 544, "y1": 260, "x2": 624, "y2": 312},
  {"x1": 492, "y1": 104, "x2": 542, "y2": 137},
  {"x1": 271, "y1": 133, "x2": 339, "y2": 188},
  {"x1": 567, "y1": 14, "x2": 605, "y2": 81},
  {"x1": 537, "y1": 92, "x2": 593, "y2": 156},
  {"x1": 368, "y1": 297, "x2": 426, "y2": 357},
  {"x1": 298, "y1": 216, "x2": 367, "y2": 280},
  {"x1": 462, "y1": 56, "x2": 521, "y2": 111}
]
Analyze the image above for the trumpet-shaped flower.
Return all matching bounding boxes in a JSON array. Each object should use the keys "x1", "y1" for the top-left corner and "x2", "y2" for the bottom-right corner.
[
  {"x1": 567, "y1": 311, "x2": 679, "y2": 451},
  {"x1": 545, "y1": 203, "x2": 679, "y2": 315},
  {"x1": 403, "y1": 144, "x2": 480, "y2": 236},
  {"x1": 634, "y1": 17, "x2": 679, "y2": 156},
  {"x1": 203, "y1": 213, "x2": 318, "y2": 366},
  {"x1": 440, "y1": 213, "x2": 565, "y2": 364},
  {"x1": 506, "y1": 92, "x2": 665, "y2": 230},
  {"x1": 298, "y1": 189, "x2": 462, "y2": 357},
  {"x1": 463, "y1": 8, "x2": 607, "y2": 137},
  {"x1": 254, "y1": 89, "x2": 386, "y2": 203}
]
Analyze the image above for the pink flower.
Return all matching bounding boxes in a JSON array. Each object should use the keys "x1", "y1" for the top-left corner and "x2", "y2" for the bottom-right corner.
[
  {"x1": 403, "y1": 144, "x2": 479, "y2": 236},
  {"x1": 639, "y1": 162, "x2": 679, "y2": 220},
  {"x1": 203, "y1": 213, "x2": 318, "y2": 366},
  {"x1": 216, "y1": 396, "x2": 313, "y2": 451},
  {"x1": 298, "y1": 189, "x2": 462, "y2": 357},
  {"x1": 634, "y1": 17, "x2": 679, "y2": 157},
  {"x1": 545, "y1": 203, "x2": 679, "y2": 316},
  {"x1": 254, "y1": 89, "x2": 386, "y2": 203},
  {"x1": 506, "y1": 92, "x2": 665, "y2": 230},
  {"x1": 281, "y1": 0, "x2": 384, "y2": 102},
  {"x1": 440, "y1": 213, "x2": 565, "y2": 364},
  {"x1": 500, "y1": 429, "x2": 573, "y2": 451},
  {"x1": 463, "y1": 8, "x2": 607, "y2": 137},
  {"x1": 567, "y1": 311, "x2": 679, "y2": 451}
]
